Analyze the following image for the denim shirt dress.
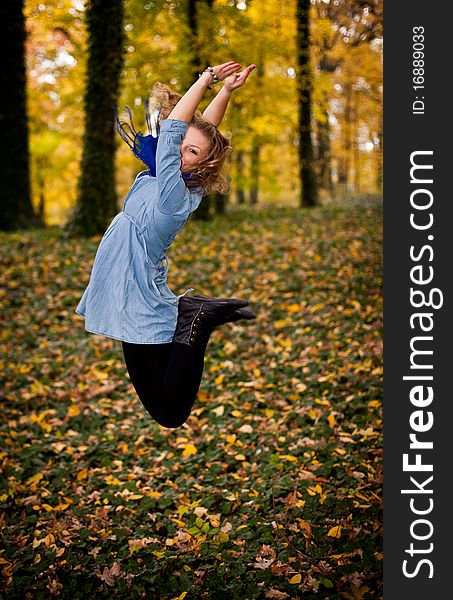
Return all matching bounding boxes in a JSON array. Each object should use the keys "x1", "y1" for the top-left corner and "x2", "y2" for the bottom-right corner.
[{"x1": 75, "y1": 118, "x2": 203, "y2": 344}]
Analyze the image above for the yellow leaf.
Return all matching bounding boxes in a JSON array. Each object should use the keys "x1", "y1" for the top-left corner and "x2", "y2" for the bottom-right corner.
[
  {"x1": 129, "y1": 494, "x2": 144, "y2": 500},
  {"x1": 172, "y1": 518, "x2": 186, "y2": 528},
  {"x1": 26, "y1": 472, "x2": 43, "y2": 486},
  {"x1": 42, "y1": 504, "x2": 54, "y2": 512},
  {"x1": 76, "y1": 468, "x2": 88, "y2": 481},
  {"x1": 327, "y1": 525, "x2": 342, "y2": 538},
  {"x1": 311, "y1": 302, "x2": 324, "y2": 312},
  {"x1": 147, "y1": 491, "x2": 162, "y2": 499},
  {"x1": 354, "y1": 492, "x2": 370, "y2": 502},
  {"x1": 274, "y1": 318, "x2": 292, "y2": 329},
  {"x1": 289, "y1": 573, "x2": 302, "y2": 584},
  {"x1": 212, "y1": 405, "x2": 225, "y2": 417},
  {"x1": 182, "y1": 444, "x2": 197, "y2": 456},
  {"x1": 106, "y1": 475, "x2": 123, "y2": 485},
  {"x1": 91, "y1": 368, "x2": 108, "y2": 381},
  {"x1": 327, "y1": 414, "x2": 337, "y2": 427},
  {"x1": 281, "y1": 455, "x2": 298, "y2": 462},
  {"x1": 177, "y1": 593, "x2": 188, "y2": 600},
  {"x1": 67, "y1": 405, "x2": 80, "y2": 417},
  {"x1": 231, "y1": 410, "x2": 242, "y2": 417},
  {"x1": 214, "y1": 374, "x2": 224, "y2": 385},
  {"x1": 235, "y1": 454, "x2": 246, "y2": 461},
  {"x1": 287, "y1": 303, "x2": 300, "y2": 313}
]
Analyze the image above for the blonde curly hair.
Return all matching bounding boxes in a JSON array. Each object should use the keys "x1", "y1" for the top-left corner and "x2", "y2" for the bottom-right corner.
[{"x1": 149, "y1": 81, "x2": 232, "y2": 195}]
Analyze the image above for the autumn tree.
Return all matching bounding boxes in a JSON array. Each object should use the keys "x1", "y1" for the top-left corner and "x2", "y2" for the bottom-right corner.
[
  {"x1": 64, "y1": 0, "x2": 125, "y2": 237},
  {"x1": 0, "y1": 0, "x2": 40, "y2": 231},
  {"x1": 311, "y1": 0, "x2": 382, "y2": 195},
  {"x1": 296, "y1": 0, "x2": 318, "y2": 207}
]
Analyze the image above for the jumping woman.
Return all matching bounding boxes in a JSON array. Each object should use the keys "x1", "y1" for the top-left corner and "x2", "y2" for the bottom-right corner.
[{"x1": 75, "y1": 60, "x2": 257, "y2": 429}]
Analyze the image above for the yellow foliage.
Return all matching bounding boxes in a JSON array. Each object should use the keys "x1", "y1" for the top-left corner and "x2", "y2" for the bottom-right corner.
[{"x1": 182, "y1": 444, "x2": 197, "y2": 457}]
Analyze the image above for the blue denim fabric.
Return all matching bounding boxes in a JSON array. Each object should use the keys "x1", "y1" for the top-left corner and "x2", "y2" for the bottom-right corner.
[{"x1": 75, "y1": 118, "x2": 203, "y2": 344}]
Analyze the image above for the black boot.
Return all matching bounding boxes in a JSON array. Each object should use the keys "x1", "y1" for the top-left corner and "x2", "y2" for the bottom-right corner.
[{"x1": 173, "y1": 295, "x2": 256, "y2": 348}]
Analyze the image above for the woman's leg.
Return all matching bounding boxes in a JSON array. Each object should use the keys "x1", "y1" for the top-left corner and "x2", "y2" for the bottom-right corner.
[{"x1": 121, "y1": 340, "x2": 206, "y2": 428}]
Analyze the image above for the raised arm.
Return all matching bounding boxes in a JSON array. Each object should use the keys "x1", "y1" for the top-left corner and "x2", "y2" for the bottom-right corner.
[
  {"x1": 167, "y1": 61, "x2": 242, "y2": 123},
  {"x1": 202, "y1": 64, "x2": 257, "y2": 126},
  {"x1": 156, "y1": 61, "x2": 244, "y2": 216}
]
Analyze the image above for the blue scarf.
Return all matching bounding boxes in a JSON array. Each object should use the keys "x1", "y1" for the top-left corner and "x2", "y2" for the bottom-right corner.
[{"x1": 114, "y1": 101, "x2": 191, "y2": 182}]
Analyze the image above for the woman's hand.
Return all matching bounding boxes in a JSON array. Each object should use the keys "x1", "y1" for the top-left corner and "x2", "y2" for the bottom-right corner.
[
  {"x1": 210, "y1": 61, "x2": 243, "y2": 82},
  {"x1": 223, "y1": 64, "x2": 257, "y2": 92}
]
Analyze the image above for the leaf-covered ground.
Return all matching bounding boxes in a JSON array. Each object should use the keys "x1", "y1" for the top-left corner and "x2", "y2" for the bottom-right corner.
[{"x1": 0, "y1": 199, "x2": 382, "y2": 599}]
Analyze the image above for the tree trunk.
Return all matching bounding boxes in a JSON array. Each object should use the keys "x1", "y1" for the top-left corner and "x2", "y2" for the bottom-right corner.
[
  {"x1": 187, "y1": 0, "x2": 211, "y2": 220},
  {"x1": 375, "y1": 128, "x2": 383, "y2": 192},
  {"x1": 338, "y1": 81, "x2": 352, "y2": 193},
  {"x1": 0, "y1": 0, "x2": 39, "y2": 231},
  {"x1": 316, "y1": 110, "x2": 334, "y2": 195},
  {"x1": 248, "y1": 56, "x2": 264, "y2": 206},
  {"x1": 296, "y1": 0, "x2": 318, "y2": 207},
  {"x1": 64, "y1": 0, "x2": 124, "y2": 238},
  {"x1": 235, "y1": 150, "x2": 245, "y2": 204},
  {"x1": 212, "y1": 192, "x2": 226, "y2": 214},
  {"x1": 316, "y1": 48, "x2": 337, "y2": 199},
  {"x1": 36, "y1": 161, "x2": 45, "y2": 223},
  {"x1": 249, "y1": 140, "x2": 260, "y2": 205},
  {"x1": 186, "y1": 0, "x2": 202, "y2": 86},
  {"x1": 352, "y1": 87, "x2": 360, "y2": 193}
]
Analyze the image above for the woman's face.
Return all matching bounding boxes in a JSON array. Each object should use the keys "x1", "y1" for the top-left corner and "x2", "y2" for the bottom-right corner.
[{"x1": 180, "y1": 126, "x2": 210, "y2": 171}]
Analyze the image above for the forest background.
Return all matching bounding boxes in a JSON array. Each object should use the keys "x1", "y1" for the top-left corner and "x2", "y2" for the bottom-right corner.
[{"x1": 19, "y1": 0, "x2": 382, "y2": 228}]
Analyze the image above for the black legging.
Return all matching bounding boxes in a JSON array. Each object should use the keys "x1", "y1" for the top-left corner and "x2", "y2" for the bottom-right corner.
[{"x1": 121, "y1": 340, "x2": 206, "y2": 429}]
